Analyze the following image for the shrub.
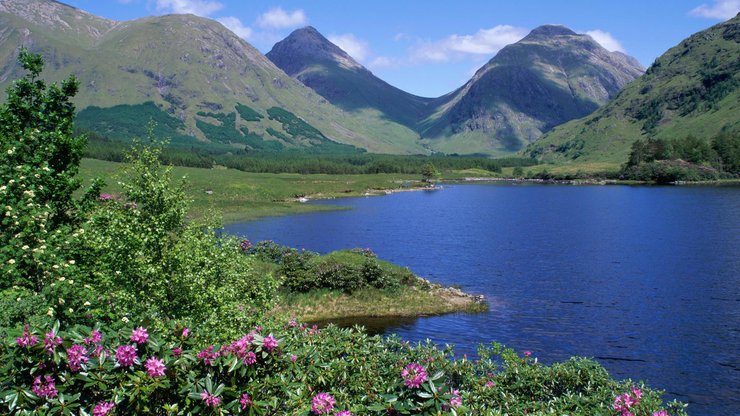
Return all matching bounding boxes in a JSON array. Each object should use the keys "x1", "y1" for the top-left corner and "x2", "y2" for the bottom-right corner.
[{"x1": 0, "y1": 321, "x2": 688, "y2": 415}]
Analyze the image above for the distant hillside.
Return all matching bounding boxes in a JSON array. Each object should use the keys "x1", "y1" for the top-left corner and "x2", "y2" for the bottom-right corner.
[
  {"x1": 524, "y1": 14, "x2": 740, "y2": 164},
  {"x1": 267, "y1": 26, "x2": 433, "y2": 129},
  {"x1": 0, "y1": 0, "x2": 426, "y2": 154},
  {"x1": 418, "y1": 25, "x2": 644, "y2": 156}
]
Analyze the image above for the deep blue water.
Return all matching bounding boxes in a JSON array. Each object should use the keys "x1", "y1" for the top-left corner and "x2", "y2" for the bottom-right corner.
[{"x1": 225, "y1": 183, "x2": 740, "y2": 415}]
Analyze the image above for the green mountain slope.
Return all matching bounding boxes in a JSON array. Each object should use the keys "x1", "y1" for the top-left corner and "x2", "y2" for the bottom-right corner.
[
  {"x1": 0, "y1": 0, "x2": 426, "y2": 154},
  {"x1": 524, "y1": 15, "x2": 740, "y2": 164},
  {"x1": 266, "y1": 26, "x2": 433, "y2": 129},
  {"x1": 419, "y1": 25, "x2": 644, "y2": 156}
]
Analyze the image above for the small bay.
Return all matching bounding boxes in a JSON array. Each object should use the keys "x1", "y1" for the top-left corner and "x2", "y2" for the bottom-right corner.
[{"x1": 225, "y1": 183, "x2": 740, "y2": 416}]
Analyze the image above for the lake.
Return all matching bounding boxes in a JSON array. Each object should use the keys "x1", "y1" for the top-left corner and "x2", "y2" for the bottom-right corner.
[{"x1": 225, "y1": 183, "x2": 740, "y2": 416}]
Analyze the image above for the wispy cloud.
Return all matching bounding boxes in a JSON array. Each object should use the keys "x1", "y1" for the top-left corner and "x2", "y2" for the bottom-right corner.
[
  {"x1": 217, "y1": 16, "x2": 252, "y2": 39},
  {"x1": 409, "y1": 25, "x2": 528, "y2": 63},
  {"x1": 585, "y1": 30, "x2": 626, "y2": 53},
  {"x1": 256, "y1": 7, "x2": 307, "y2": 29},
  {"x1": 154, "y1": 0, "x2": 223, "y2": 17},
  {"x1": 689, "y1": 0, "x2": 740, "y2": 19},
  {"x1": 328, "y1": 33, "x2": 370, "y2": 61}
]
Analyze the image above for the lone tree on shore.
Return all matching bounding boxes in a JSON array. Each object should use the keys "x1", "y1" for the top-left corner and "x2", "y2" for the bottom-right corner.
[{"x1": 421, "y1": 162, "x2": 440, "y2": 183}]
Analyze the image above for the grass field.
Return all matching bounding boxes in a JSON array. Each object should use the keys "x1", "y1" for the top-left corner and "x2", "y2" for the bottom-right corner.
[{"x1": 80, "y1": 158, "x2": 425, "y2": 223}]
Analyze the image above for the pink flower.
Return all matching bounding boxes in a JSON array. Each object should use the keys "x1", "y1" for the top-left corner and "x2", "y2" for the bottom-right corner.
[
  {"x1": 145, "y1": 357, "x2": 166, "y2": 377},
  {"x1": 523, "y1": 350, "x2": 532, "y2": 357},
  {"x1": 32, "y1": 375, "x2": 58, "y2": 399},
  {"x1": 290, "y1": 354, "x2": 298, "y2": 362},
  {"x1": 288, "y1": 318, "x2": 298, "y2": 327},
  {"x1": 181, "y1": 327, "x2": 190, "y2": 338},
  {"x1": 240, "y1": 393, "x2": 253, "y2": 409},
  {"x1": 66, "y1": 344, "x2": 89, "y2": 372},
  {"x1": 485, "y1": 380, "x2": 495, "y2": 388},
  {"x1": 401, "y1": 363, "x2": 427, "y2": 389},
  {"x1": 43, "y1": 331, "x2": 63, "y2": 354},
  {"x1": 243, "y1": 351, "x2": 257, "y2": 365},
  {"x1": 84, "y1": 329, "x2": 102, "y2": 345},
  {"x1": 613, "y1": 389, "x2": 642, "y2": 416},
  {"x1": 449, "y1": 389, "x2": 462, "y2": 408},
  {"x1": 172, "y1": 347, "x2": 183, "y2": 357},
  {"x1": 336, "y1": 411, "x2": 353, "y2": 416},
  {"x1": 200, "y1": 391, "x2": 221, "y2": 408},
  {"x1": 16, "y1": 324, "x2": 38, "y2": 347},
  {"x1": 93, "y1": 401, "x2": 115, "y2": 416},
  {"x1": 197, "y1": 345, "x2": 219, "y2": 366},
  {"x1": 311, "y1": 392, "x2": 336, "y2": 414},
  {"x1": 262, "y1": 334, "x2": 278, "y2": 352},
  {"x1": 653, "y1": 411, "x2": 669, "y2": 416},
  {"x1": 97, "y1": 193, "x2": 114, "y2": 201},
  {"x1": 115, "y1": 345, "x2": 138, "y2": 367},
  {"x1": 130, "y1": 327, "x2": 148, "y2": 344}
]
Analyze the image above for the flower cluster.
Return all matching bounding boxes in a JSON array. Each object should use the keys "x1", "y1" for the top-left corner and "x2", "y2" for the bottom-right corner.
[
  {"x1": 262, "y1": 334, "x2": 279, "y2": 352},
  {"x1": 32, "y1": 375, "x2": 58, "y2": 399},
  {"x1": 401, "y1": 363, "x2": 428, "y2": 389},
  {"x1": 66, "y1": 344, "x2": 89, "y2": 372},
  {"x1": 130, "y1": 327, "x2": 149, "y2": 344},
  {"x1": 92, "y1": 401, "x2": 115, "y2": 416},
  {"x1": 197, "y1": 345, "x2": 220, "y2": 366},
  {"x1": 311, "y1": 392, "x2": 336, "y2": 414},
  {"x1": 613, "y1": 388, "x2": 642, "y2": 416},
  {"x1": 240, "y1": 393, "x2": 253, "y2": 409},
  {"x1": 115, "y1": 345, "x2": 138, "y2": 367},
  {"x1": 43, "y1": 331, "x2": 63, "y2": 354},
  {"x1": 145, "y1": 357, "x2": 166, "y2": 377},
  {"x1": 239, "y1": 239, "x2": 253, "y2": 251},
  {"x1": 15, "y1": 324, "x2": 38, "y2": 347},
  {"x1": 200, "y1": 391, "x2": 221, "y2": 408}
]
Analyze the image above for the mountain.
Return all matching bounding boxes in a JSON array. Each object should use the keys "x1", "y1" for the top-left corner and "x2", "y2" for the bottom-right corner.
[
  {"x1": 266, "y1": 26, "x2": 433, "y2": 128},
  {"x1": 418, "y1": 25, "x2": 645, "y2": 155},
  {"x1": 0, "y1": 0, "x2": 426, "y2": 154},
  {"x1": 524, "y1": 15, "x2": 740, "y2": 164}
]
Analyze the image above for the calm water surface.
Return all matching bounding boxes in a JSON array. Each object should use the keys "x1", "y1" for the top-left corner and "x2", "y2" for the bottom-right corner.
[{"x1": 225, "y1": 184, "x2": 740, "y2": 415}]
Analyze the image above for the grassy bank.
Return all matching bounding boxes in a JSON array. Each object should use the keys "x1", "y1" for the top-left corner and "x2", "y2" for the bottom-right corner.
[
  {"x1": 275, "y1": 284, "x2": 486, "y2": 322},
  {"x1": 80, "y1": 158, "x2": 424, "y2": 223}
]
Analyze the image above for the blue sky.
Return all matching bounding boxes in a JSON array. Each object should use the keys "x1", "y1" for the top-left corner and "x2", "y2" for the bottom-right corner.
[{"x1": 63, "y1": 0, "x2": 739, "y2": 97}]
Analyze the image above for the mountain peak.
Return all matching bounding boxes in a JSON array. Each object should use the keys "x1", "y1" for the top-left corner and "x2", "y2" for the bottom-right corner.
[
  {"x1": 524, "y1": 24, "x2": 578, "y2": 40},
  {"x1": 267, "y1": 26, "x2": 362, "y2": 72}
]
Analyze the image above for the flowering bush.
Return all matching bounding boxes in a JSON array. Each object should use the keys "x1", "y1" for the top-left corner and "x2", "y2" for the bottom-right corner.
[{"x1": 0, "y1": 321, "x2": 687, "y2": 415}]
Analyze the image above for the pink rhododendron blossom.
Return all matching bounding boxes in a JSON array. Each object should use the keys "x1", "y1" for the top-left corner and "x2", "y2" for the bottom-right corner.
[
  {"x1": 43, "y1": 331, "x2": 63, "y2": 354},
  {"x1": 145, "y1": 357, "x2": 166, "y2": 377},
  {"x1": 97, "y1": 193, "x2": 114, "y2": 201},
  {"x1": 290, "y1": 354, "x2": 298, "y2": 362},
  {"x1": 485, "y1": 380, "x2": 495, "y2": 388},
  {"x1": 115, "y1": 345, "x2": 138, "y2": 367},
  {"x1": 449, "y1": 389, "x2": 462, "y2": 408},
  {"x1": 197, "y1": 345, "x2": 219, "y2": 365},
  {"x1": 200, "y1": 391, "x2": 221, "y2": 407},
  {"x1": 84, "y1": 329, "x2": 102, "y2": 345},
  {"x1": 523, "y1": 350, "x2": 532, "y2": 357},
  {"x1": 240, "y1": 393, "x2": 253, "y2": 409},
  {"x1": 66, "y1": 344, "x2": 89, "y2": 372},
  {"x1": 16, "y1": 324, "x2": 38, "y2": 347},
  {"x1": 32, "y1": 375, "x2": 58, "y2": 399},
  {"x1": 262, "y1": 334, "x2": 278, "y2": 352},
  {"x1": 93, "y1": 401, "x2": 115, "y2": 416},
  {"x1": 613, "y1": 388, "x2": 642, "y2": 416},
  {"x1": 401, "y1": 363, "x2": 428, "y2": 389},
  {"x1": 181, "y1": 327, "x2": 190, "y2": 338},
  {"x1": 243, "y1": 351, "x2": 257, "y2": 365},
  {"x1": 130, "y1": 327, "x2": 148, "y2": 344},
  {"x1": 311, "y1": 392, "x2": 336, "y2": 414},
  {"x1": 172, "y1": 347, "x2": 183, "y2": 357},
  {"x1": 652, "y1": 411, "x2": 669, "y2": 416},
  {"x1": 335, "y1": 411, "x2": 353, "y2": 416}
]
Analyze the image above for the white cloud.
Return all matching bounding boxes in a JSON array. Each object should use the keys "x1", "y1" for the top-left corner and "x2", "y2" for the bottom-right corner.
[
  {"x1": 154, "y1": 0, "x2": 223, "y2": 16},
  {"x1": 217, "y1": 16, "x2": 252, "y2": 39},
  {"x1": 328, "y1": 34, "x2": 370, "y2": 61},
  {"x1": 585, "y1": 30, "x2": 626, "y2": 53},
  {"x1": 367, "y1": 56, "x2": 404, "y2": 70},
  {"x1": 689, "y1": 0, "x2": 740, "y2": 19},
  {"x1": 410, "y1": 25, "x2": 528, "y2": 63},
  {"x1": 256, "y1": 7, "x2": 307, "y2": 29}
]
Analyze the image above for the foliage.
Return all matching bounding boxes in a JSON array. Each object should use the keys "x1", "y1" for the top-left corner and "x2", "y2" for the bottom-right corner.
[
  {"x1": 421, "y1": 163, "x2": 440, "y2": 182},
  {"x1": 0, "y1": 48, "x2": 101, "y2": 328},
  {"x1": 0, "y1": 321, "x2": 688, "y2": 416},
  {"x1": 78, "y1": 141, "x2": 278, "y2": 338},
  {"x1": 249, "y1": 242, "x2": 414, "y2": 294},
  {"x1": 235, "y1": 103, "x2": 264, "y2": 122}
]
